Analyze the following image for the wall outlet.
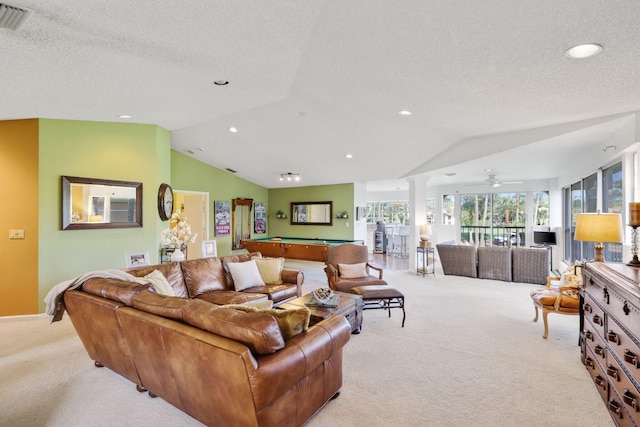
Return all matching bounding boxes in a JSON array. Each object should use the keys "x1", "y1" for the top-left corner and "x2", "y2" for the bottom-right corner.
[
  {"x1": 9, "y1": 229, "x2": 25, "y2": 239},
  {"x1": 346, "y1": 222, "x2": 349, "y2": 227}
]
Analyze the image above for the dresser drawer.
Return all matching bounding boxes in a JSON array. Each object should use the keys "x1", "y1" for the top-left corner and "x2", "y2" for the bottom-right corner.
[
  {"x1": 607, "y1": 289, "x2": 640, "y2": 343},
  {"x1": 607, "y1": 317, "x2": 640, "y2": 376},
  {"x1": 606, "y1": 351, "x2": 640, "y2": 423},
  {"x1": 608, "y1": 384, "x2": 637, "y2": 427},
  {"x1": 584, "y1": 344, "x2": 610, "y2": 403},
  {"x1": 583, "y1": 292, "x2": 607, "y2": 339}
]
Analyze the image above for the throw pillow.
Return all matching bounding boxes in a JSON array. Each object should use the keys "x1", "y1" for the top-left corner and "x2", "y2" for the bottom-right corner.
[
  {"x1": 142, "y1": 269, "x2": 176, "y2": 296},
  {"x1": 253, "y1": 257, "x2": 284, "y2": 285},
  {"x1": 227, "y1": 260, "x2": 265, "y2": 291},
  {"x1": 227, "y1": 305, "x2": 310, "y2": 340},
  {"x1": 338, "y1": 262, "x2": 368, "y2": 279}
]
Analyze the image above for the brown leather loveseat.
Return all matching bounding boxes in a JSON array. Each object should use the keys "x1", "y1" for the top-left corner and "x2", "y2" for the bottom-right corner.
[
  {"x1": 125, "y1": 251, "x2": 303, "y2": 306},
  {"x1": 61, "y1": 257, "x2": 351, "y2": 426}
]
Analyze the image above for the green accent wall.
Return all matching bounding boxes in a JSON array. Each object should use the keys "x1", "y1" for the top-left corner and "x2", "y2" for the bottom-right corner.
[
  {"x1": 268, "y1": 184, "x2": 355, "y2": 239},
  {"x1": 7, "y1": 117, "x2": 356, "y2": 314},
  {"x1": 170, "y1": 151, "x2": 269, "y2": 256},
  {"x1": 38, "y1": 119, "x2": 171, "y2": 312}
]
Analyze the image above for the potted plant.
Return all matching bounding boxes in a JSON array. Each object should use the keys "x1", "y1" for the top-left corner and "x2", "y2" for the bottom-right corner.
[{"x1": 276, "y1": 210, "x2": 284, "y2": 219}]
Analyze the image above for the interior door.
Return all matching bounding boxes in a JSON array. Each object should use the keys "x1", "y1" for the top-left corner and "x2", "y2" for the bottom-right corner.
[{"x1": 177, "y1": 192, "x2": 208, "y2": 259}]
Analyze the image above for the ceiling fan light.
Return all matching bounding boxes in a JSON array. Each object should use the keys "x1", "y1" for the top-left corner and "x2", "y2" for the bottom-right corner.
[{"x1": 492, "y1": 183, "x2": 501, "y2": 188}]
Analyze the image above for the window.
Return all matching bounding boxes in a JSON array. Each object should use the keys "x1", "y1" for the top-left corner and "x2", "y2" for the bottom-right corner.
[
  {"x1": 602, "y1": 163, "x2": 623, "y2": 262},
  {"x1": 492, "y1": 192, "x2": 526, "y2": 246},
  {"x1": 459, "y1": 193, "x2": 490, "y2": 245},
  {"x1": 426, "y1": 198, "x2": 436, "y2": 224},
  {"x1": 532, "y1": 191, "x2": 549, "y2": 226},
  {"x1": 442, "y1": 195, "x2": 455, "y2": 225},
  {"x1": 366, "y1": 201, "x2": 409, "y2": 224},
  {"x1": 563, "y1": 162, "x2": 623, "y2": 263}
]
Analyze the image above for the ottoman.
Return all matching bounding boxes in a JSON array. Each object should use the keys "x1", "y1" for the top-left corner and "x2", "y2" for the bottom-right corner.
[{"x1": 350, "y1": 285, "x2": 405, "y2": 327}]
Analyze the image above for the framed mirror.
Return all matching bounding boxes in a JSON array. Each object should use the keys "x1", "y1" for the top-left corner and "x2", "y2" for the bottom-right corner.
[
  {"x1": 62, "y1": 176, "x2": 143, "y2": 230},
  {"x1": 232, "y1": 198, "x2": 253, "y2": 249},
  {"x1": 291, "y1": 201, "x2": 333, "y2": 225}
]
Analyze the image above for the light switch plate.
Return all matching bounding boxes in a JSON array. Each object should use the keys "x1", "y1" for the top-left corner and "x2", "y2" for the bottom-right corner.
[{"x1": 9, "y1": 229, "x2": 25, "y2": 239}]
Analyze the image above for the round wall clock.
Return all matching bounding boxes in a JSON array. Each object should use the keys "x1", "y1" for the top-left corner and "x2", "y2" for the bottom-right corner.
[{"x1": 157, "y1": 183, "x2": 174, "y2": 221}]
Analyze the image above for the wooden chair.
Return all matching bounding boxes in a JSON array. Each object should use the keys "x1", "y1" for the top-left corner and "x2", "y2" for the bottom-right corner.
[
  {"x1": 529, "y1": 266, "x2": 582, "y2": 339},
  {"x1": 324, "y1": 244, "x2": 387, "y2": 292}
]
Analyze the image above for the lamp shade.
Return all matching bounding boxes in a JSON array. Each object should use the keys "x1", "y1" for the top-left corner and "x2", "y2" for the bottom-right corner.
[{"x1": 574, "y1": 212, "x2": 623, "y2": 243}]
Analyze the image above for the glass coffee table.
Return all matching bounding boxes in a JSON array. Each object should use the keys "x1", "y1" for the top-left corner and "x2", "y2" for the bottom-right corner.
[{"x1": 279, "y1": 291, "x2": 363, "y2": 334}]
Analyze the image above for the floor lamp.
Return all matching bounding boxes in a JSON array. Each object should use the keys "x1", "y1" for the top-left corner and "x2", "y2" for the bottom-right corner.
[{"x1": 574, "y1": 212, "x2": 623, "y2": 262}]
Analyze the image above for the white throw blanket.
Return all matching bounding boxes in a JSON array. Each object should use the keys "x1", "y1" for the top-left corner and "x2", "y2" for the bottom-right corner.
[{"x1": 44, "y1": 270, "x2": 143, "y2": 323}]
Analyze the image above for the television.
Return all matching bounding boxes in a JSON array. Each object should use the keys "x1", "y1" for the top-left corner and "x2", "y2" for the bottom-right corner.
[{"x1": 533, "y1": 231, "x2": 557, "y2": 246}]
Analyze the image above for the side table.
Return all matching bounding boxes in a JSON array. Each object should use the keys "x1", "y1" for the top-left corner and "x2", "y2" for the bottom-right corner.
[{"x1": 416, "y1": 246, "x2": 435, "y2": 277}]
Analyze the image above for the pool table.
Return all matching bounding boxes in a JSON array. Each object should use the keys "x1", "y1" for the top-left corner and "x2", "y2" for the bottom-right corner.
[{"x1": 241, "y1": 237, "x2": 363, "y2": 262}]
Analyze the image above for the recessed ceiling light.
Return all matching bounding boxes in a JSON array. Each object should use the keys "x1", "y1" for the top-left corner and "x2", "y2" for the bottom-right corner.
[
  {"x1": 198, "y1": 147, "x2": 205, "y2": 152},
  {"x1": 118, "y1": 115, "x2": 132, "y2": 119},
  {"x1": 565, "y1": 43, "x2": 602, "y2": 59},
  {"x1": 213, "y1": 80, "x2": 229, "y2": 85},
  {"x1": 398, "y1": 110, "x2": 413, "y2": 116},
  {"x1": 345, "y1": 153, "x2": 353, "y2": 159},
  {"x1": 228, "y1": 127, "x2": 238, "y2": 133}
]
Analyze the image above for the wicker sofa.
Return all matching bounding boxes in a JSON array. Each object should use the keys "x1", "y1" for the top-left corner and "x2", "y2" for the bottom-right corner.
[{"x1": 436, "y1": 242, "x2": 550, "y2": 284}]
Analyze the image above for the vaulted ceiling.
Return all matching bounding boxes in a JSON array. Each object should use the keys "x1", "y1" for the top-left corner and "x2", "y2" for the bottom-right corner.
[{"x1": 2, "y1": 1, "x2": 639, "y2": 191}]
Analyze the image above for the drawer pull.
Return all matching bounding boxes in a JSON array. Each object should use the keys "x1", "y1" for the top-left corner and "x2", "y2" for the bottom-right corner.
[
  {"x1": 594, "y1": 344, "x2": 605, "y2": 358},
  {"x1": 608, "y1": 398, "x2": 623, "y2": 419},
  {"x1": 623, "y1": 301, "x2": 630, "y2": 316},
  {"x1": 594, "y1": 374, "x2": 607, "y2": 390},
  {"x1": 585, "y1": 357, "x2": 595, "y2": 369},
  {"x1": 603, "y1": 287, "x2": 610, "y2": 304},
  {"x1": 624, "y1": 349, "x2": 640, "y2": 368},
  {"x1": 590, "y1": 278, "x2": 594, "y2": 285},
  {"x1": 623, "y1": 388, "x2": 638, "y2": 412},
  {"x1": 607, "y1": 364, "x2": 620, "y2": 381},
  {"x1": 583, "y1": 303, "x2": 592, "y2": 313},
  {"x1": 584, "y1": 330, "x2": 594, "y2": 341},
  {"x1": 593, "y1": 314, "x2": 603, "y2": 326},
  {"x1": 607, "y1": 330, "x2": 621, "y2": 345}
]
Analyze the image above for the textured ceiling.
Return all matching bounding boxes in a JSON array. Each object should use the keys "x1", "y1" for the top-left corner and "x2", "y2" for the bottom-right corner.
[{"x1": 2, "y1": 0, "x2": 640, "y2": 190}]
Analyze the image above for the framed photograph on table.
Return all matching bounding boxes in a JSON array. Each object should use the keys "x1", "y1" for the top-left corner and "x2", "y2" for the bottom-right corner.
[
  {"x1": 125, "y1": 251, "x2": 150, "y2": 268},
  {"x1": 202, "y1": 240, "x2": 217, "y2": 258}
]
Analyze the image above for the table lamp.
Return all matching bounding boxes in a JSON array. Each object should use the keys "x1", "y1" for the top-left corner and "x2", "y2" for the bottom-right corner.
[
  {"x1": 419, "y1": 224, "x2": 432, "y2": 247},
  {"x1": 628, "y1": 202, "x2": 640, "y2": 266},
  {"x1": 574, "y1": 212, "x2": 623, "y2": 262}
]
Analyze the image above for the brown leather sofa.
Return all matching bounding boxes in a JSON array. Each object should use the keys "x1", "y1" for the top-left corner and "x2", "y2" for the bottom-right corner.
[
  {"x1": 126, "y1": 251, "x2": 303, "y2": 306},
  {"x1": 63, "y1": 265, "x2": 351, "y2": 426}
]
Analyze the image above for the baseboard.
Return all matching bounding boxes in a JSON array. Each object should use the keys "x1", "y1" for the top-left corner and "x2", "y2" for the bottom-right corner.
[{"x1": 0, "y1": 313, "x2": 48, "y2": 322}]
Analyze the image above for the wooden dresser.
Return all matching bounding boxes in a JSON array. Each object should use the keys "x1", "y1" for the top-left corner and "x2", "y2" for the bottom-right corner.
[{"x1": 582, "y1": 262, "x2": 640, "y2": 426}]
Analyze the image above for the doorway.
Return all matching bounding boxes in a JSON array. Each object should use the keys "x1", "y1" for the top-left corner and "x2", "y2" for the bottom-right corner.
[{"x1": 174, "y1": 191, "x2": 209, "y2": 259}]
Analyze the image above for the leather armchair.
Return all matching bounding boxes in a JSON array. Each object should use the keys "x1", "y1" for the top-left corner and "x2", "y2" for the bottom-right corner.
[{"x1": 324, "y1": 244, "x2": 387, "y2": 292}]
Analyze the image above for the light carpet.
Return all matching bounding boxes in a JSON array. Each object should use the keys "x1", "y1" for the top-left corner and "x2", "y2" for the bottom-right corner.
[{"x1": 0, "y1": 266, "x2": 613, "y2": 427}]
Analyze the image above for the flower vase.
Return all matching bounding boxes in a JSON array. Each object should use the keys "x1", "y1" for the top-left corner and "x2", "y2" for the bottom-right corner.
[{"x1": 170, "y1": 247, "x2": 186, "y2": 262}]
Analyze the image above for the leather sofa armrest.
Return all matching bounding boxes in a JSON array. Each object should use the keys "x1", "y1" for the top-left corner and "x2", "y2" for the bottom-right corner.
[
  {"x1": 249, "y1": 315, "x2": 351, "y2": 410},
  {"x1": 281, "y1": 269, "x2": 304, "y2": 297},
  {"x1": 366, "y1": 263, "x2": 383, "y2": 279}
]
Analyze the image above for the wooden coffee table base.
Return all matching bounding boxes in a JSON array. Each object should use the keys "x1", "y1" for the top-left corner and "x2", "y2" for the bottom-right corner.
[{"x1": 279, "y1": 291, "x2": 363, "y2": 334}]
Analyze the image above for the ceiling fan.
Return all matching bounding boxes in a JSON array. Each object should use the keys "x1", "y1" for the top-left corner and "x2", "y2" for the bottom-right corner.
[{"x1": 482, "y1": 174, "x2": 523, "y2": 187}]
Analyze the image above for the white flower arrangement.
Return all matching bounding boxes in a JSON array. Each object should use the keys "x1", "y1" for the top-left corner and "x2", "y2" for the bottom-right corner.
[{"x1": 161, "y1": 210, "x2": 197, "y2": 248}]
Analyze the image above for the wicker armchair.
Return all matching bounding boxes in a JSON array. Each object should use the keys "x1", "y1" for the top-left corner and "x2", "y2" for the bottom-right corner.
[
  {"x1": 477, "y1": 247, "x2": 512, "y2": 281},
  {"x1": 435, "y1": 243, "x2": 478, "y2": 278},
  {"x1": 512, "y1": 247, "x2": 550, "y2": 284},
  {"x1": 324, "y1": 244, "x2": 387, "y2": 292}
]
